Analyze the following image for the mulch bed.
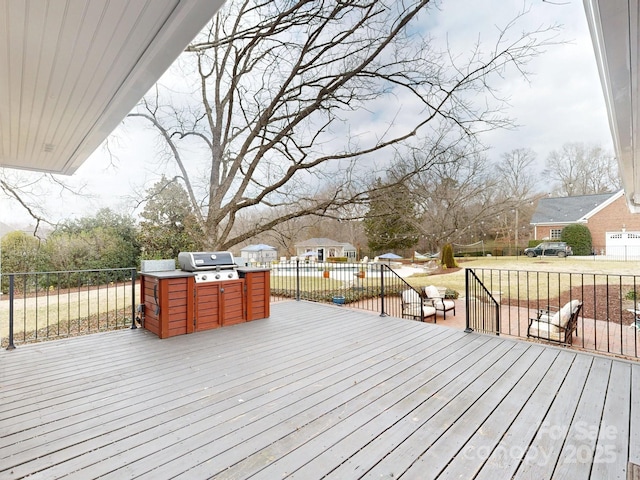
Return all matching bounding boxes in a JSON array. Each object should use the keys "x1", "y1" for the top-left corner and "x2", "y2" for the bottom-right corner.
[
  {"x1": 504, "y1": 284, "x2": 637, "y2": 325},
  {"x1": 430, "y1": 266, "x2": 461, "y2": 276},
  {"x1": 423, "y1": 262, "x2": 636, "y2": 325}
]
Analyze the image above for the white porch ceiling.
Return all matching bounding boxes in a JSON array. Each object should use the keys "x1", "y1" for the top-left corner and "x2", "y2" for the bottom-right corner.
[
  {"x1": 583, "y1": 0, "x2": 640, "y2": 212},
  {"x1": 0, "y1": 0, "x2": 224, "y2": 175}
]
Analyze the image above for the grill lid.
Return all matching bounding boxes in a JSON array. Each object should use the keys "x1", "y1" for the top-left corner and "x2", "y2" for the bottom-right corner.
[{"x1": 178, "y1": 251, "x2": 237, "y2": 272}]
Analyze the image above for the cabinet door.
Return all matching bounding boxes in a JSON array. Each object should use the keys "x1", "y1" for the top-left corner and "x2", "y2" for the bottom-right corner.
[
  {"x1": 142, "y1": 276, "x2": 161, "y2": 336},
  {"x1": 244, "y1": 271, "x2": 270, "y2": 320},
  {"x1": 220, "y1": 280, "x2": 245, "y2": 326},
  {"x1": 194, "y1": 283, "x2": 221, "y2": 331},
  {"x1": 141, "y1": 275, "x2": 189, "y2": 338},
  {"x1": 164, "y1": 277, "x2": 189, "y2": 337}
]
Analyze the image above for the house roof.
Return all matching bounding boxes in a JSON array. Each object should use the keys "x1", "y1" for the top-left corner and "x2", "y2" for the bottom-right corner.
[
  {"x1": 241, "y1": 244, "x2": 277, "y2": 252},
  {"x1": 295, "y1": 238, "x2": 357, "y2": 250},
  {"x1": 530, "y1": 190, "x2": 623, "y2": 225},
  {"x1": 0, "y1": 0, "x2": 224, "y2": 175},
  {"x1": 584, "y1": 2, "x2": 640, "y2": 212}
]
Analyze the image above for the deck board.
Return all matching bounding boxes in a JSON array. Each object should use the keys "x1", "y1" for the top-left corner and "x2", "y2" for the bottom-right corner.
[
  {"x1": 436, "y1": 347, "x2": 569, "y2": 479},
  {"x1": 511, "y1": 353, "x2": 595, "y2": 479},
  {"x1": 227, "y1": 336, "x2": 499, "y2": 480},
  {"x1": 404, "y1": 345, "x2": 558, "y2": 479},
  {"x1": 630, "y1": 364, "x2": 640, "y2": 467},
  {"x1": 551, "y1": 357, "x2": 612, "y2": 479},
  {"x1": 321, "y1": 340, "x2": 520, "y2": 479},
  {"x1": 1, "y1": 300, "x2": 638, "y2": 479},
  {"x1": 592, "y1": 360, "x2": 632, "y2": 479}
]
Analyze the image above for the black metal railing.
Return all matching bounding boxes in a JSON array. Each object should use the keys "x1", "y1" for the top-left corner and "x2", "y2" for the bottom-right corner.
[
  {"x1": 2, "y1": 268, "x2": 137, "y2": 349},
  {"x1": 465, "y1": 268, "x2": 500, "y2": 335},
  {"x1": 268, "y1": 259, "x2": 421, "y2": 320},
  {"x1": 467, "y1": 267, "x2": 640, "y2": 359},
  {"x1": 7, "y1": 261, "x2": 635, "y2": 361}
]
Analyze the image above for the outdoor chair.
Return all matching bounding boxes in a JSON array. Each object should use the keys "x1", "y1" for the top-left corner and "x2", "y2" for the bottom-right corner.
[
  {"x1": 527, "y1": 299, "x2": 582, "y2": 345},
  {"x1": 423, "y1": 285, "x2": 456, "y2": 319},
  {"x1": 625, "y1": 303, "x2": 640, "y2": 332},
  {"x1": 401, "y1": 289, "x2": 436, "y2": 323}
]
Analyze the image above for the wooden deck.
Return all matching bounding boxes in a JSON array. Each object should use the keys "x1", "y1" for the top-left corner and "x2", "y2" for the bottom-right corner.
[{"x1": 1, "y1": 300, "x2": 639, "y2": 479}]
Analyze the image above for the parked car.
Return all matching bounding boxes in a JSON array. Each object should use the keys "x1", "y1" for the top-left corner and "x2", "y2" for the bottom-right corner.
[{"x1": 524, "y1": 242, "x2": 572, "y2": 258}]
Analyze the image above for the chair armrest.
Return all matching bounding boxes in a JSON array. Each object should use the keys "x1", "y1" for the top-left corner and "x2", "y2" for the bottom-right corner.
[
  {"x1": 538, "y1": 305, "x2": 559, "y2": 315},
  {"x1": 531, "y1": 314, "x2": 554, "y2": 326}
]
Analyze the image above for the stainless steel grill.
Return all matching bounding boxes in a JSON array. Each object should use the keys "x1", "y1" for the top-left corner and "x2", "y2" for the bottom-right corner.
[
  {"x1": 178, "y1": 251, "x2": 239, "y2": 282},
  {"x1": 193, "y1": 270, "x2": 239, "y2": 283}
]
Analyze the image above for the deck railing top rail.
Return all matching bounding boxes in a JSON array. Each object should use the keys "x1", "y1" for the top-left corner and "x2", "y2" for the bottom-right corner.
[
  {"x1": 1, "y1": 268, "x2": 137, "y2": 349},
  {"x1": 467, "y1": 267, "x2": 640, "y2": 360}
]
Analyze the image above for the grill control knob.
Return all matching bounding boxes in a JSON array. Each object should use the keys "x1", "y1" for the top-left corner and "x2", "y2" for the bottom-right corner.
[
  {"x1": 201, "y1": 275, "x2": 207, "y2": 281},
  {"x1": 215, "y1": 273, "x2": 221, "y2": 279},
  {"x1": 228, "y1": 273, "x2": 233, "y2": 278}
]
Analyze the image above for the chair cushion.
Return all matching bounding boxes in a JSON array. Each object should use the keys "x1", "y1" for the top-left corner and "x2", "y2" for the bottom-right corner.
[
  {"x1": 547, "y1": 311, "x2": 561, "y2": 327},
  {"x1": 424, "y1": 285, "x2": 440, "y2": 298},
  {"x1": 441, "y1": 299, "x2": 455, "y2": 310},
  {"x1": 404, "y1": 305, "x2": 422, "y2": 317},
  {"x1": 529, "y1": 321, "x2": 561, "y2": 339},
  {"x1": 558, "y1": 300, "x2": 580, "y2": 328},
  {"x1": 402, "y1": 289, "x2": 421, "y2": 304},
  {"x1": 423, "y1": 305, "x2": 436, "y2": 317}
]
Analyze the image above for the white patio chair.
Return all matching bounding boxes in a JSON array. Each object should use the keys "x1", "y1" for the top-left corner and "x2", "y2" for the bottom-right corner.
[
  {"x1": 528, "y1": 300, "x2": 582, "y2": 344},
  {"x1": 401, "y1": 289, "x2": 436, "y2": 322},
  {"x1": 423, "y1": 285, "x2": 456, "y2": 319}
]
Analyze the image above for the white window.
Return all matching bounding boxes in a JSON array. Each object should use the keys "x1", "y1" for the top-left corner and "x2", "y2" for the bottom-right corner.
[{"x1": 550, "y1": 228, "x2": 562, "y2": 239}]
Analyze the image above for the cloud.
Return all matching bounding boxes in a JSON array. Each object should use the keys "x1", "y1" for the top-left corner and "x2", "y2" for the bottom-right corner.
[{"x1": 0, "y1": 0, "x2": 614, "y2": 225}]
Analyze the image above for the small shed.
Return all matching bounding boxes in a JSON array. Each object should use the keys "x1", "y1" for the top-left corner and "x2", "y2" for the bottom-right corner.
[
  {"x1": 240, "y1": 244, "x2": 278, "y2": 263},
  {"x1": 294, "y1": 238, "x2": 357, "y2": 261}
]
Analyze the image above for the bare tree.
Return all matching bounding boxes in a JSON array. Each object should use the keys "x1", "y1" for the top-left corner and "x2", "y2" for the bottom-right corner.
[
  {"x1": 398, "y1": 140, "x2": 499, "y2": 247},
  {"x1": 489, "y1": 147, "x2": 540, "y2": 243},
  {"x1": 128, "y1": 0, "x2": 557, "y2": 250},
  {"x1": 0, "y1": 170, "x2": 87, "y2": 236},
  {"x1": 545, "y1": 143, "x2": 620, "y2": 196},
  {"x1": 497, "y1": 148, "x2": 539, "y2": 202}
]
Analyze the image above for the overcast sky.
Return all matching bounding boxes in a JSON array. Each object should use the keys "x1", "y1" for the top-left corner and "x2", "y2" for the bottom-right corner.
[{"x1": 0, "y1": 0, "x2": 615, "y2": 228}]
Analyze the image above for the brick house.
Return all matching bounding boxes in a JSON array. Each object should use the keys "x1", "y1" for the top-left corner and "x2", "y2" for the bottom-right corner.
[{"x1": 530, "y1": 190, "x2": 640, "y2": 253}]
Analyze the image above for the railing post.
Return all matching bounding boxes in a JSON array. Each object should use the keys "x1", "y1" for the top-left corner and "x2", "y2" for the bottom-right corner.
[
  {"x1": 495, "y1": 298, "x2": 501, "y2": 336},
  {"x1": 464, "y1": 268, "x2": 473, "y2": 333},
  {"x1": 130, "y1": 269, "x2": 137, "y2": 329},
  {"x1": 6, "y1": 274, "x2": 15, "y2": 350},
  {"x1": 296, "y1": 259, "x2": 300, "y2": 301},
  {"x1": 379, "y1": 264, "x2": 387, "y2": 317}
]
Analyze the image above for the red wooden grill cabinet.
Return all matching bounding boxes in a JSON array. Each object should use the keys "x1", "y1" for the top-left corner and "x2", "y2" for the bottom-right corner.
[
  {"x1": 139, "y1": 267, "x2": 270, "y2": 339},
  {"x1": 238, "y1": 267, "x2": 270, "y2": 321}
]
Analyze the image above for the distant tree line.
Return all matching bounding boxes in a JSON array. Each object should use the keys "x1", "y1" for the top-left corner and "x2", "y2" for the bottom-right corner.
[
  {"x1": 0, "y1": 141, "x2": 620, "y2": 274},
  {"x1": 1, "y1": 4, "x2": 615, "y2": 261},
  {"x1": 361, "y1": 142, "x2": 619, "y2": 255},
  {"x1": 1, "y1": 209, "x2": 141, "y2": 274}
]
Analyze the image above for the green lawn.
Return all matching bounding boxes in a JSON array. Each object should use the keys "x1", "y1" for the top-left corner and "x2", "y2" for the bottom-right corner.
[
  {"x1": 5, "y1": 257, "x2": 639, "y2": 342},
  {"x1": 405, "y1": 256, "x2": 640, "y2": 300}
]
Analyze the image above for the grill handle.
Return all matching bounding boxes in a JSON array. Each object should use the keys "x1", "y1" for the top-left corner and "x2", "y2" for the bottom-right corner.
[{"x1": 154, "y1": 284, "x2": 160, "y2": 315}]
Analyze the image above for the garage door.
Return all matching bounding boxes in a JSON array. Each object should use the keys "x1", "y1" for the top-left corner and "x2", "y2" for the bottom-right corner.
[{"x1": 606, "y1": 231, "x2": 640, "y2": 259}]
